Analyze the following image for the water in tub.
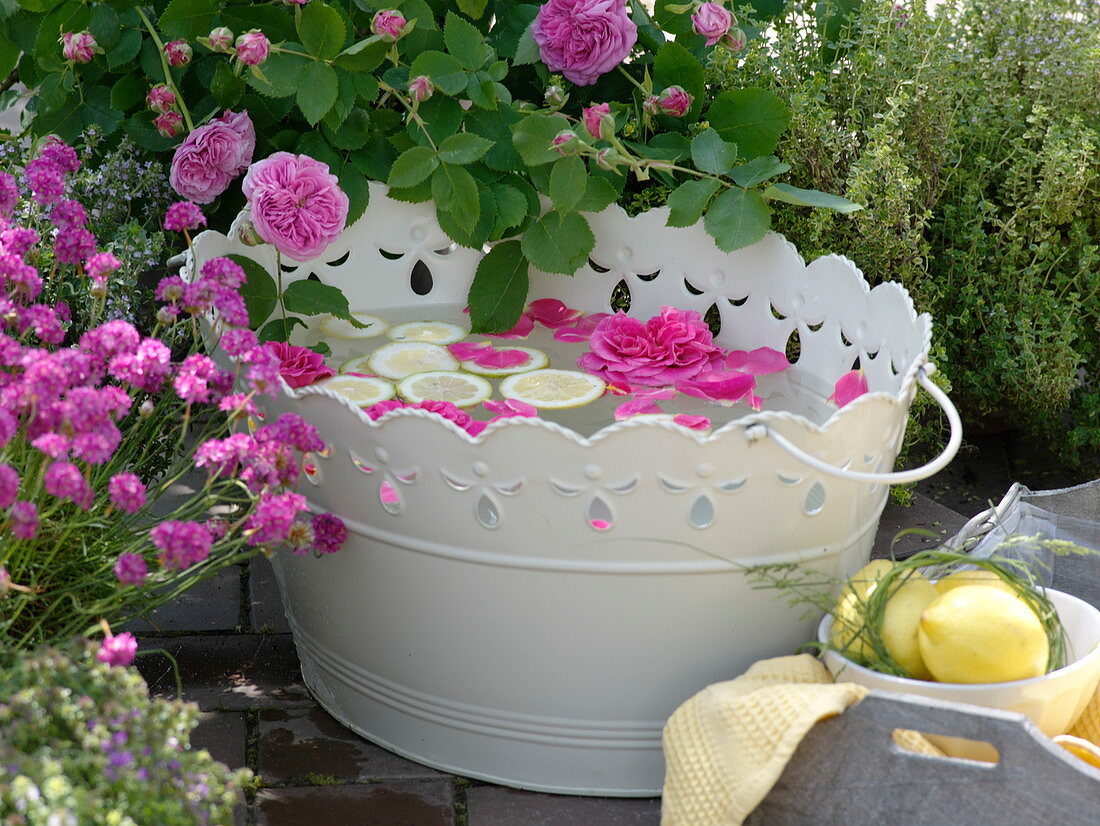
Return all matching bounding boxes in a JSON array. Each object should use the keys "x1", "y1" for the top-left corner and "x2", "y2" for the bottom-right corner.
[{"x1": 291, "y1": 304, "x2": 837, "y2": 436}]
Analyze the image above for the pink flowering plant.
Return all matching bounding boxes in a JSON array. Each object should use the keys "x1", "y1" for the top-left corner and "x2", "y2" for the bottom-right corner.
[
  {"x1": 7, "y1": 0, "x2": 858, "y2": 334},
  {"x1": 0, "y1": 141, "x2": 347, "y2": 651}
]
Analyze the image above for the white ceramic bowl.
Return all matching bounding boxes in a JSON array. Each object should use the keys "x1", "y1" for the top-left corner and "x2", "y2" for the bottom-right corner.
[{"x1": 817, "y1": 587, "x2": 1100, "y2": 738}]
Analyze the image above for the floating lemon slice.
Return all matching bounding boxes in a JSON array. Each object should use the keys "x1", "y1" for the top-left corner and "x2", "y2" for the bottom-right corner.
[
  {"x1": 387, "y1": 321, "x2": 468, "y2": 345},
  {"x1": 340, "y1": 354, "x2": 374, "y2": 374},
  {"x1": 461, "y1": 346, "x2": 549, "y2": 377},
  {"x1": 397, "y1": 371, "x2": 493, "y2": 408},
  {"x1": 367, "y1": 342, "x2": 459, "y2": 379},
  {"x1": 499, "y1": 369, "x2": 606, "y2": 410},
  {"x1": 312, "y1": 375, "x2": 395, "y2": 407},
  {"x1": 319, "y1": 312, "x2": 388, "y2": 339}
]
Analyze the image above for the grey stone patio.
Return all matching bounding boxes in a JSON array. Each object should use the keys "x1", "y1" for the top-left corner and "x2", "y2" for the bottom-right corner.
[{"x1": 133, "y1": 432, "x2": 1080, "y2": 825}]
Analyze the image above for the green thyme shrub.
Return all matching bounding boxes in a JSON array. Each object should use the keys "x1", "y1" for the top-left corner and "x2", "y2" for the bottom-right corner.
[
  {"x1": 0, "y1": 640, "x2": 251, "y2": 825},
  {"x1": 731, "y1": 0, "x2": 1100, "y2": 465}
]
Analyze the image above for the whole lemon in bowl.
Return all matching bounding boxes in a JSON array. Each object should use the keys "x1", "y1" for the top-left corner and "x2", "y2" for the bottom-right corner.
[
  {"x1": 933, "y1": 569, "x2": 1016, "y2": 596},
  {"x1": 917, "y1": 584, "x2": 1049, "y2": 683}
]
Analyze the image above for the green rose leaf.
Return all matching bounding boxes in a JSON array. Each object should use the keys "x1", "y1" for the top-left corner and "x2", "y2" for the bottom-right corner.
[
  {"x1": 491, "y1": 183, "x2": 529, "y2": 234},
  {"x1": 667, "y1": 178, "x2": 721, "y2": 228},
  {"x1": 158, "y1": 0, "x2": 220, "y2": 39},
  {"x1": 575, "y1": 175, "x2": 619, "y2": 213},
  {"x1": 297, "y1": 1, "x2": 346, "y2": 60},
  {"x1": 457, "y1": 0, "x2": 489, "y2": 19},
  {"x1": 334, "y1": 37, "x2": 389, "y2": 72},
  {"x1": 468, "y1": 241, "x2": 530, "y2": 334},
  {"x1": 513, "y1": 23, "x2": 540, "y2": 65},
  {"x1": 431, "y1": 162, "x2": 481, "y2": 230},
  {"x1": 283, "y1": 278, "x2": 353, "y2": 319},
  {"x1": 521, "y1": 210, "x2": 595, "y2": 275},
  {"x1": 337, "y1": 162, "x2": 371, "y2": 225},
  {"x1": 228, "y1": 254, "x2": 278, "y2": 329},
  {"x1": 762, "y1": 182, "x2": 863, "y2": 213},
  {"x1": 246, "y1": 50, "x2": 310, "y2": 98},
  {"x1": 408, "y1": 50, "x2": 467, "y2": 96},
  {"x1": 211, "y1": 62, "x2": 245, "y2": 108},
  {"x1": 109, "y1": 73, "x2": 145, "y2": 113},
  {"x1": 653, "y1": 0, "x2": 694, "y2": 35},
  {"x1": 258, "y1": 316, "x2": 307, "y2": 343},
  {"x1": 729, "y1": 156, "x2": 791, "y2": 188},
  {"x1": 387, "y1": 145, "x2": 439, "y2": 189},
  {"x1": 297, "y1": 61, "x2": 339, "y2": 125},
  {"x1": 88, "y1": 3, "x2": 119, "y2": 49},
  {"x1": 444, "y1": 10, "x2": 491, "y2": 71},
  {"x1": 691, "y1": 128, "x2": 739, "y2": 176},
  {"x1": 438, "y1": 132, "x2": 493, "y2": 165},
  {"x1": 108, "y1": 29, "x2": 142, "y2": 70},
  {"x1": 652, "y1": 40, "x2": 704, "y2": 118},
  {"x1": 512, "y1": 113, "x2": 568, "y2": 166},
  {"x1": 548, "y1": 155, "x2": 587, "y2": 213},
  {"x1": 707, "y1": 89, "x2": 792, "y2": 159},
  {"x1": 703, "y1": 187, "x2": 772, "y2": 252}
]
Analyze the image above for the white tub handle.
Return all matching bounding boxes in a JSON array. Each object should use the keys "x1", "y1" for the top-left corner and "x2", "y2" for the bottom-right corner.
[{"x1": 744, "y1": 365, "x2": 962, "y2": 486}]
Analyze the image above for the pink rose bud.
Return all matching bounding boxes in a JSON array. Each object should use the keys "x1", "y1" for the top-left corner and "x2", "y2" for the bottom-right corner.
[
  {"x1": 691, "y1": 2, "x2": 734, "y2": 46},
  {"x1": 408, "y1": 75, "x2": 434, "y2": 102},
  {"x1": 582, "y1": 102, "x2": 613, "y2": 140},
  {"x1": 642, "y1": 94, "x2": 661, "y2": 115},
  {"x1": 551, "y1": 129, "x2": 578, "y2": 155},
  {"x1": 595, "y1": 147, "x2": 619, "y2": 170},
  {"x1": 146, "y1": 85, "x2": 177, "y2": 114},
  {"x1": 164, "y1": 39, "x2": 192, "y2": 67},
  {"x1": 658, "y1": 85, "x2": 692, "y2": 117},
  {"x1": 238, "y1": 218, "x2": 264, "y2": 246},
  {"x1": 61, "y1": 31, "x2": 97, "y2": 63},
  {"x1": 372, "y1": 10, "x2": 407, "y2": 42},
  {"x1": 722, "y1": 27, "x2": 747, "y2": 53},
  {"x1": 208, "y1": 26, "x2": 234, "y2": 53},
  {"x1": 155, "y1": 111, "x2": 185, "y2": 138},
  {"x1": 235, "y1": 30, "x2": 270, "y2": 66},
  {"x1": 139, "y1": 399, "x2": 155, "y2": 418},
  {"x1": 544, "y1": 85, "x2": 567, "y2": 107}
]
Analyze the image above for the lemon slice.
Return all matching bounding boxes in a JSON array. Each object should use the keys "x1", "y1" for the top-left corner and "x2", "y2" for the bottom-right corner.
[
  {"x1": 340, "y1": 354, "x2": 375, "y2": 374},
  {"x1": 397, "y1": 371, "x2": 493, "y2": 407},
  {"x1": 367, "y1": 342, "x2": 459, "y2": 379},
  {"x1": 319, "y1": 312, "x2": 388, "y2": 339},
  {"x1": 312, "y1": 375, "x2": 395, "y2": 407},
  {"x1": 461, "y1": 346, "x2": 549, "y2": 377},
  {"x1": 499, "y1": 369, "x2": 606, "y2": 410},
  {"x1": 387, "y1": 321, "x2": 468, "y2": 345}
]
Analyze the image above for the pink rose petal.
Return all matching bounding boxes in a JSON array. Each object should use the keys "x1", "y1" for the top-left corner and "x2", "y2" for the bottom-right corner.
[
  {"x1": 473, "y1": 348, "x2": 530, "y2": 369},
  {"x1": 484, "y1": 398, "x2": 539, "y2": 419},
  {"x1": 675, "y1": 370, "x2": 756, "y2": 403},
  {"x1": 828, "y1": 370, "x2": 868, "y2": 407},
  {"x1": 672, "y1": 414, "x2": 711, "y2": 430},
  {"x1": 614, "y1": 399, "x2": 664, "y2": 420},
  {"x1": 527, "y1": 298, "x2": 583, "y2": 328},
  {"x1": 590, "y1": 518, "x2": 612, "y2": 531},
  {"x1": 487, "y1": 314, "x2": 535, "y2": 339},
  {"x1": 553, "y1": 312, "x2": 610, "y2": 342},
  {"x1": 725, "y1": 347, "x2": 790, "y2": 375},
  {"x1": 449, "y1": 342, "x2": 494, "y2": 361}
]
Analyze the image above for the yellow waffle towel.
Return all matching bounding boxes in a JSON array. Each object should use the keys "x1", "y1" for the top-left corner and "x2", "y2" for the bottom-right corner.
[{"x1": 661, "y1": 654, "x2": 946, "y2": 826}]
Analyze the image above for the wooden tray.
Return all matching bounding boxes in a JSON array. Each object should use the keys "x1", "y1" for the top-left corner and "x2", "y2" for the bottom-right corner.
[{"x1": 747, "y1": 691, "x2": 1100, "y2": 824}]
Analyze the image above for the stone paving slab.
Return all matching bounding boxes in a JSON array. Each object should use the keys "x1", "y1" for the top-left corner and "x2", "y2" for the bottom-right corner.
[
  {"x1": 254, "y1": 781, "x2": 456, "y2": 826},
  {"x1": 465, "y1": 787, "x2": 661, "y2": 825},
  {"x1": 250, "y1": 555, "x2": 291, "y2": 634},
  {"x1": 192, "y1": 711, "x2": 248, "y2": 770},
  {"x1": 136, "y1": 633, "x2": 312, "y2": 711},
  {"x1": 872, "y1": 491, "x2": 969, "y2": 559},
  {"x1": 124, "y1": 565, "x2": 243, "y2": 634},
  {"x1": 257, "y1": 706, "x2": 448, "y2": 784}
]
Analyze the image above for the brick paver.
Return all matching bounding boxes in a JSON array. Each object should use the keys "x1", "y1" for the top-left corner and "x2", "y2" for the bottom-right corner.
[{"x1": 254, "y1": 782, "x2": 455, "y2": 826}]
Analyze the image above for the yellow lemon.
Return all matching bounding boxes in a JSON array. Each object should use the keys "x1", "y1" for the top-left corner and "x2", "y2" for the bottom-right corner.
[
  {"x1": 878, "y1": 571, "x2": 938, "y2": 680},
  {"x1": 934, "y1": 569, "x2": 1016, "y2": 596},
  {"x1": 918, "y1": 585, "x2": 1049, "y2": 684},
  {"x1": 829, "y1": 560, "x2": 894, "y2": 660}
]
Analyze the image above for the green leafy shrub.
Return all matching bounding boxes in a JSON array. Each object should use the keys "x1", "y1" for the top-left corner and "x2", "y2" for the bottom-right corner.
[
  {"x1": 0, "y1": 640, "x2": 250, "y2": 825},
  {"x1": 732, "y1": 0, "x2": 1100, "y2": 464}
]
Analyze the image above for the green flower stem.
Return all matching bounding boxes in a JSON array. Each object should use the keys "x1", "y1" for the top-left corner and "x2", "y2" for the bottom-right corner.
[
  {"x1": 377, "y1": 80, "x2": 438, "y2": 151},
  {"x1": 616, "y1": 65, "x2": 650, "y2": 97},
  {"x1": 136, "y1": 6, "x2": 196, "y2": 132}
]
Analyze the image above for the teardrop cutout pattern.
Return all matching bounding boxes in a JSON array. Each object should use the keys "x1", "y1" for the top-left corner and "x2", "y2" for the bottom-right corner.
[
  {"x1": 689, "y1": 495, "x2": 715, "y2": 529},
  {"x1": 379, "y1": 481, "x2": 401, "y2": 514},
  {"x1": 476, "y1": 494, "x2": 501, "y2": 529},
  {"x1": 804, "y1": 481, "x2": 827, "y2": 515},
  {"x1": 588, "y1": 496, "x2": 613, "y2": 531},
  {"x1": 410, "y1": 259, "x2": 434, "y2": 295},
  {"x1": 303, "y1": 455, "x2": 323, "y2": 486}
]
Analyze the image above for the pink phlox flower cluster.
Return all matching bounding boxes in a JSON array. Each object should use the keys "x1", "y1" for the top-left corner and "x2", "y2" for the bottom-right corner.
[
  {"x1": 0, "y1": 172, "x2": 17, "y2": 217},
  {"x1": 164, "y1": 201, "x2": 207, "y2": 233},
  {"x1": 150, "y1": 520, "x2": 214, "y2": 570},
  {"x1": 114, "y1": 552, "x2": 148, "y2": 585},
  {"x1": 218, "y1": 392, "x2": 259, "y2": 419},
  {"x1": 257, "y1": 412, "x2": 324, "y2": 453},
  {"x1": 220, "y1": 328, "x2": 259, "y2": 358},
  {"x1": 108, "y1": 472, "x2": 147, "y2": 514},
  {"x1": 96, "y1": 632, "x2": 138, "y2": 668},
  {"x1": 11, "y1": 501, "x2": 39, "y2": 539},
  {"x1": 0, "y1": 251, "x2": 43, "y2": 302},
  {"x1": 81, "y1": 319, "x2": 141, "y2": 363},
  {"x1": 173, "y1": 353, "x2": 224, "y2": 404},
  {"x1": 44, "y1": 460, "x2": 94, "y2": 509},
  {"x1": 310, "y1": 512, "x2": 347, "y2": 554},
  {"x1": 242, "y1": 345, "x2": 282, "y2": 397},
  {"x1": 156, "y1": 257, "x2": 248, "y2": 327},
  {"x1": 50, "y1": 199, "x2": 87, "y2": 230},
  {"x1": 25, "y1": 158, "x2": 65, "y2": 207},
  {"x1": 0, "y1": 463, "x2": 19, "y2": 508},
  {"x1": 53, "y1": 225, "x2": 97, "y2": 266},
  {"x1": 41, "y1": 138, "x2": 80, "y2": 175},
  {"x1": 17, "y1": 304, "x2": 66, "y2": 344},
  {"x1": 85, "y1": 252, "x2": 121, "y2": 285},
  {"x1": 108, "y1": 337, "x2": 172, "y2": 392},
  {"x1": 1, "y1": 226, "x2": 40, "y2": 257},
  {"x1": 0, "y1": 409, "x2": 15, "y2": 447},
  {"x1": 194, "y1": 432, "x2": 255, "y2": 479},
  {"x1": 246, "y1": 491, "x2": 308, "y2": 545}
]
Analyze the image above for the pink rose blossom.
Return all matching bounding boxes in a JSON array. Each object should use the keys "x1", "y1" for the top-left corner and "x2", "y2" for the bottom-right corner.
[
  {"x1": 691, "y1": 2, "x2": 733, "y2": 46},
  {"x1": 264, "y1": 340, "x2": 335, "y2": 388},
  {"x1": 235, "y1": 30, "x2": 270, "y2": 66},
  {"x1": 578, "y1": 307, "x2": 725, "y2": 387},
  {"x1": 164, "y1": 39, "x2": 192, "y2": 67},
  {"x1": 147, "y1": 85, "x2": 177, "y2": 114},
  {"x1": 408, "y1": 75, "x2": 433, "y2": 102},
  {"x1": 658, "y1": 86, "x2": 692, "y2": 117},
  {"x1": 169, "y1": 110, "x2": 256, "y2": 203},
  {"x1": 61, "y1": 31, "x2": 96, "y2": 63},
  {"x1": 582, "y1": 103, "x2": 612, "y2": 139},
  {"x1": 828, "y1": 369, "x2": 869, "y2": 407},
  {"x1": 208, "y1": 27, "x2": 234, "y2": 53},
  {"x1": 532, "y1": 0, "x2": 638, "y2": 86},
  {"x1": 97, "y1": 632, "x2": 138, "y2": 667},
  {"x1": 242, "y1": 152, "x2": 349, "y2": 261},
  {"x1": 372, "y1": 10, "x2": 407, "y2": 41},
  {"x1": 155, "y1": 111, "x2": 184, "y2": 139}
]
